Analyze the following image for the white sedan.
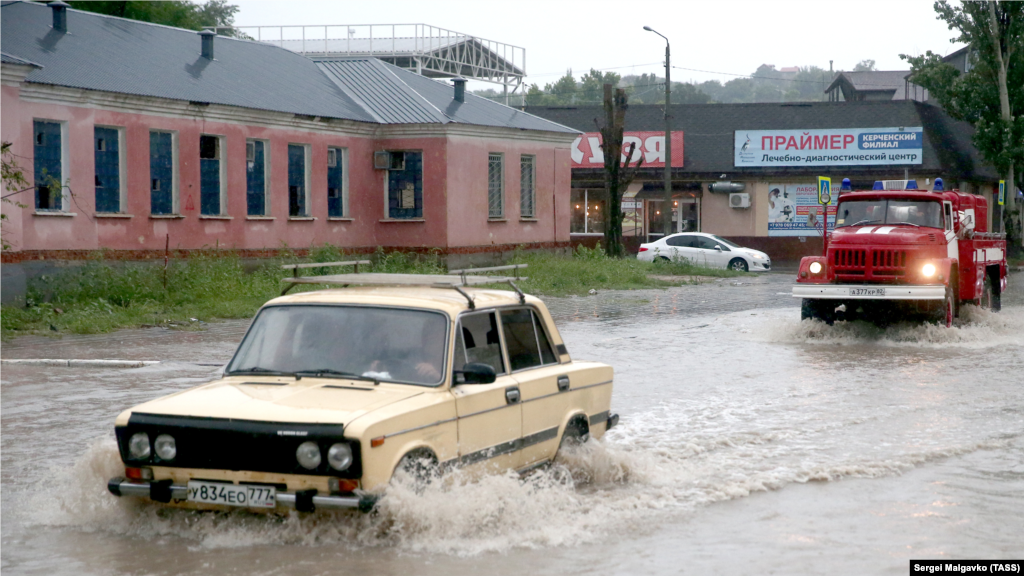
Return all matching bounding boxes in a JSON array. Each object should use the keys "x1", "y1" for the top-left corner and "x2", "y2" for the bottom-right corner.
[{"x1": 636, "y1": 233, "x2": 771, "y2": 272}]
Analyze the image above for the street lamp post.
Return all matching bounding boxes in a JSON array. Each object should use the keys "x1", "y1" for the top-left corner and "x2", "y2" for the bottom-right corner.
[{"x1": 644, "y1": 26, "x2": 672, "y2": 238}]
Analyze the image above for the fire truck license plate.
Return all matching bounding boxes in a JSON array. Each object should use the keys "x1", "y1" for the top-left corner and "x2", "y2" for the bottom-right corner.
[{"x1": 850, "y1": 288, "x2": 886, "y2": 297}]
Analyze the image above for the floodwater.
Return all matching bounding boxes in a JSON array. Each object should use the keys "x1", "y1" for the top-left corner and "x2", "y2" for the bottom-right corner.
[{"x1": 2, "y1": 271, "x2": 1023, "y2": 575}]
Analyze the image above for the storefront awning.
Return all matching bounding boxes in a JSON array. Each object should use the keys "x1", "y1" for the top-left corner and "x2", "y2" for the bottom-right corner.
[{"x1": 635, "y1": 182, "x2": 703, "y2": 200}]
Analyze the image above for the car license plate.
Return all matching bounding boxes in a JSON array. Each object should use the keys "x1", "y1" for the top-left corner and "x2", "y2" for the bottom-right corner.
[
  {"x1": 850, "y1": 288, "x2": 886, "y2": 297},
  {"x1": 186, "y1": 481, "x2": 276, "y2": 508}
]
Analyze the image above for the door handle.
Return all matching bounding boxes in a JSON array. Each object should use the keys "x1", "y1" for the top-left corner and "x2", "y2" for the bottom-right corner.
[
  {"x1": 505, "y1": 386, "x2": 520, "y2": 404},
  {"x1": 557, "y1": 375, "x2": 570, "y2": 392}
]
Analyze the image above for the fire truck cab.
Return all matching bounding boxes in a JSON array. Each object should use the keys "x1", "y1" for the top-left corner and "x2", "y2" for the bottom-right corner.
[{"x1": 793, "y1": 178, "x2": 1008, "y2": 327}]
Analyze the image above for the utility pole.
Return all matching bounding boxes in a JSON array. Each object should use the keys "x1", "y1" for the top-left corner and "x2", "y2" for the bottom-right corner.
[{"x1": 645, "y1": 26, "x2": 673, "y2": 237}]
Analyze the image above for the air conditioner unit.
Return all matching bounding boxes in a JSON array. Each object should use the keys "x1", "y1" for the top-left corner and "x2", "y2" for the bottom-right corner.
[
  {"x1": 373, "y1": 151, "x2": 390, "y2": 170},
  {"x1": 729, "y1": 193, "x2": 751, "y2": 208}
]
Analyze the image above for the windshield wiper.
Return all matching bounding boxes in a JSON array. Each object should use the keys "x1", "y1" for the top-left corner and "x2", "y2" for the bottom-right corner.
[
  {"x1": 293, "y1": 369, "x2": 376, "y2": 382},
  {"x1": 893, "y1": 222, "x2": 923, "y2": 228},
  {"x1": 226, "y1": 366, "x2": 295, "y2": 377},
  {"x1": 847, "y1": 219, "x2": 881, "y2": 227}
]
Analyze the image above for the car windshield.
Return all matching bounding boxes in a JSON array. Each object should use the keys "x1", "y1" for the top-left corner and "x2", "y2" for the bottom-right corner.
[
  {"x1": 835, "y1": 199, "x2": 943, "y2": 229},
  {"x1": 710, "y1": 235, "x2": 740, "y2": 248},
  {"x1": 226, "y1": 305, "x2": 449, "y2": 386}
]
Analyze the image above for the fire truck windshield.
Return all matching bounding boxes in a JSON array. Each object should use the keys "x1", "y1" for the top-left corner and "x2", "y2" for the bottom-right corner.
[{"x1": 835, "y1": 199, "x2": 943, "y2": 229}]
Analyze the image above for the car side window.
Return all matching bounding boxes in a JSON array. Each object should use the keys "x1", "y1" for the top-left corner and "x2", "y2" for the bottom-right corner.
[
  {"x1": 501, "y1": 308, "x2": 557, "y2": 372},
  {"x1": 454, "y1": 311, "x2": 506, "y2": 375},
  {"x1": 665, "y1": 235, "x2": 692, "y2": 247},
  {"x1": 697, "y1": 236, "x2": 724, "y2": 250}
]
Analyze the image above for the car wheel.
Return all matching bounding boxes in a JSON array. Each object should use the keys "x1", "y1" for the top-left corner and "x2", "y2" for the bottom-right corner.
[
  {"x1": 394, "y1": 449, "x2": 439, "y2": 486},
  {"x1": 655, "y1": 256, "x2": 671, "y2": 264},
  {"x1": 557, "y1": 417, "x2": 590, "y2": 455},
  {"x1": 728, "y1": 258, "x2": 748, "y2": 272}
]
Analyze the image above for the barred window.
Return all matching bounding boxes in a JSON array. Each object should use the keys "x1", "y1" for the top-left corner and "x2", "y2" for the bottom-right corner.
[
  {"x1": 488, "y1": 153, "x2": 503, "y2": 218},
  {"x1": 520, "y1": 155, "x2": 535, "y2": 218}
]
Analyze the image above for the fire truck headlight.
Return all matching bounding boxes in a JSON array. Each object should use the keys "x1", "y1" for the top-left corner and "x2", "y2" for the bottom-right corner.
[
  {"x1": 809, "y1": 262, "x2": 823, "y2": 274},
  {"x1": 922, "y1": 263, "x2": 936, "y2": 278}
]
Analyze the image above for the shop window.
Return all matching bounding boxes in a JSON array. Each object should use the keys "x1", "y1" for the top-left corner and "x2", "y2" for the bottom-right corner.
[
  {"x1": 288, "y1": 144, "x2": 310, "y2": 217},
  {"x1": 246, "y1": 139, "x2": 268, "y2": 216},
  {"x1": 34, "y1": 120, "x2": 64, "y2": 211},
  {"x1": 386, "y1": 151, "x2": 423, "y2": 219},
  {"x1": 520, "y1": 155, "x2": 535, "y2": 218},
  {"x1": 488, "y1": 153, "x2": 504, "y2": 218},
  {"x1": 327, "y1": 146, "x2": 346, "y2": 217},
  {"x1": 94, "y1": 126, "x2": 123, "y2": 213},
  {"x1": 150, "y1": 130, "x2": 176, "y2": 215},
  {"x1": 200, "y1": 135, "x2": 225, "y2": 215},
  {"x1": 570, "y1": 189, "x2": 605, "y2": 234}
]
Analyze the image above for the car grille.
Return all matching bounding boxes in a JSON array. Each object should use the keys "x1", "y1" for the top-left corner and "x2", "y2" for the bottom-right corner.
[
  {"x1": 116, "y1": 413, "x2": 362, "y2": 478},
  {"x1": 832, "y1": 248, "x2": 908, "y2": 281}
]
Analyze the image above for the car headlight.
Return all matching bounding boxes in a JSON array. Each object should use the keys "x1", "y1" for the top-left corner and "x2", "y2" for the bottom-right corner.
[
  {"x1": 809, "y1": 262, "x2": 823, "y2": 274},
  {"x1": 128, "y1": 432, "x2": 150, "y2": 459},
  {"x1": 296, "y1": 441, "x2": 322, "y2": 470},
  {"x1": 154, "y1": 434, "x2": 176, "y2": 460},
  {"x1": 327, "y1": 443, "x2": 353, "y2": 471},
  {"x1": 922, "y1": 263, "x2": 936, "y2": 278}
]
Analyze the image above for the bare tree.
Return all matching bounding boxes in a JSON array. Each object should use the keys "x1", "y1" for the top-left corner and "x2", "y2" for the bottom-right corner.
[{"x1": 598, "y1": 84, "x2": 643, "y2": 258}]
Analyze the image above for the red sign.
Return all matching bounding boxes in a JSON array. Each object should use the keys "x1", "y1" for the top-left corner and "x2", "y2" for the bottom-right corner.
[{"x1": 570, "y1": 131, "x2": 683, "y2": 168}]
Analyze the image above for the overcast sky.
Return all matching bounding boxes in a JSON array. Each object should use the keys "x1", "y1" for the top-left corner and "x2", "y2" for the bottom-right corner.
[{"x1": 231, "y1": 0, "x2": 965, "y2": 92}]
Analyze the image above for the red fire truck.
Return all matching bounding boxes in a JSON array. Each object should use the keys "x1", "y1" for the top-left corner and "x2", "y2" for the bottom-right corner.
[{"x1": 793, "y1": 178, "x2": 1008, "y2": 327}]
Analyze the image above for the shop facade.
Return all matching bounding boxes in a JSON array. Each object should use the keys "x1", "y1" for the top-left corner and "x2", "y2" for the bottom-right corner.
[{"x1": 528, "y1": 101, "x2": 999, "y2": 260}]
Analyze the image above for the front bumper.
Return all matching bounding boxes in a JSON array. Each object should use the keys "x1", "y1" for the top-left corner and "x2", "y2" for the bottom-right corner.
[
  {"x1": 792, "y1": 284, "x2": 945, "y2": 300},
  {"x1": 107, "y1": 477, "x2": 378, "y2": 513}
]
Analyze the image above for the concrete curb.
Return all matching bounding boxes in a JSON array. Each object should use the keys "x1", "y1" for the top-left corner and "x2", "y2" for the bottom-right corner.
[{"x1": 1, "y1": 359, "x2": 160, "y2": 368}]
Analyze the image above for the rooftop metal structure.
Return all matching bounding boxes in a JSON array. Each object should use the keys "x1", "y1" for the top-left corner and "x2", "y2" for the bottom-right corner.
[{"x1": 209, "y1": 23, "x2": 526, "y2": 104}]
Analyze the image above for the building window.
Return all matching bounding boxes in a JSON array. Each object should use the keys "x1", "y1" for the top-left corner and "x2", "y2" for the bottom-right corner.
[
  {"x1": 246, "y1": 139, "x2": 269, "y2": 216},
  {"x1": 150, "y1": 130, "x2": 177, "y2": 215},
  {"x1": 488, "y1": 153, "x2": 504, "y2": 218},
  {"x1": 570, "y1": 189, "x2": 606, "y2": 234},
  {"x1": 327, "y1": 146, "x2": 346, "y2": 217},
  {"x1": 520, "y1": 155, "x2": 535, "y2": 218},
  {"x1": 288, "y1": 144, "x2": 310, "y2": 217},
  {"x1": 199, "y1": 134, "x2": 226, "y2": 216},
  {"x1": 386, "y1": 151, "x2": 422, "y2": 219},
  {"x1": 94, "y1": 126, "x2": 125, "y2": 213},
  {"x1": 33, "y1": 120, "x2": 65, "y2": 211}
]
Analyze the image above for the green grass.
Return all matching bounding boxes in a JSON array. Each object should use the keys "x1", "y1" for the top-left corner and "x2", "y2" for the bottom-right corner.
[{"x1": 0, "y1": 244, "x2": 744, "y2": 339}]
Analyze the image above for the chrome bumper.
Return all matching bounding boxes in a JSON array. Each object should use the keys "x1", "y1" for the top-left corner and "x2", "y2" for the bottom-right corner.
[
  {"x1": 792, "y1": 284, "x2": 946, "y2": 300},
  {"x1": 107, "y1": 477, "x2": 377, "y2": 513}
]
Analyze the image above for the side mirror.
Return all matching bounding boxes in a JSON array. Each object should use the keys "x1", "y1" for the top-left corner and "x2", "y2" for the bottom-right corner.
[
  {"x1": 453, "y1": 362, "x2": 496, "y2": 384},
  {"x1": 714, "y1": 245, "x2": 723, "y2": 251}
]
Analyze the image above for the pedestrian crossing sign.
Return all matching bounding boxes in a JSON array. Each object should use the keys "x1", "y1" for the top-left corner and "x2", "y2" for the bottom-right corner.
[{"x1": 817, "y1": 176, "x2": 831, "y2": 205}]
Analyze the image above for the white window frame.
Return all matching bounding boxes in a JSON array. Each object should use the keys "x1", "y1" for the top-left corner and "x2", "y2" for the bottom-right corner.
[
  {"x1": 520, "y1": 154, "x2": 536, "y2": 219},
  {"x1": 94, "y1": 124, "x2": 128, "y2": 213},
  {"x1": 149, "y1": 129, "x2": 180, "y2": 214},
  {"x1": 33, "y1": 118, "x2": 70, "y2": 212},
  {"x1": 327, "y1": 146, "x2": 349, "y2": 218},
  {"x1": 488, "y1": 152, "x2": 504, "y2": 219},
  {"x1": 288, "y1": 142, "x2": 312, "y2": 218},
  {"x1": 200, "y1": 133, "x2": 227, "y2": 216},
  {"x1": 246, "y1": 138, "x2": 271, "y2": 216}
]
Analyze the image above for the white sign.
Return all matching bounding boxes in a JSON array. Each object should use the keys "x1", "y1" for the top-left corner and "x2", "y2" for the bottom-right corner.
[
  {"x1": 735, "y1": 127, "x2": 924, "y2": 167},
  {"x1": 767, "y1": 183, "x2": 838, "y2": 237}
]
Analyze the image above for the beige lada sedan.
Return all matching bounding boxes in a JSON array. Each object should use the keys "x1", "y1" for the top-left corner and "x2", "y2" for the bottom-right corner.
[{"x1": 107, "y1": 276, "x2": 617, "y2": 513}]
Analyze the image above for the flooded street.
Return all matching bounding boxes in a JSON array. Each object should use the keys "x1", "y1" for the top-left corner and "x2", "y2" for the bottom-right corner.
[{"x1": 3, "y1": 271, "x2": 1023, "y2": 575}]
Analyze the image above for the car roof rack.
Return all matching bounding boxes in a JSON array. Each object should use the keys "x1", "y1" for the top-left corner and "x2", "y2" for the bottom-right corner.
[{"x1": 279, "y1": 261, "x2": 528, "y2": 309}]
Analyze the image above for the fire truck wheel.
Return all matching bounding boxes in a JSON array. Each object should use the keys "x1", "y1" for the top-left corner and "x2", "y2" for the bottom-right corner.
[
  {"x1": 801, "y1": 299, "x2": 834, "y2": 325},
  {"x1": 931, "y1": 285, "x2": 955, "y2": 328},
  {"x1": 986, "y1": 272, "x2": 1001, "y2": 312}
]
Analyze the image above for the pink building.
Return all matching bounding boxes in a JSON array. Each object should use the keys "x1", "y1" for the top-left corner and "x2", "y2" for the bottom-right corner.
[{"x1": 0, "y1": 2, "x2": 576, "y2": 279}]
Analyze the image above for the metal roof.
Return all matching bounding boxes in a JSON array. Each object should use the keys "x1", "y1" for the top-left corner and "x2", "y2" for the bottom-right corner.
[
  {"x1": 0, "y1": 2, "x2": 572, "y2": 133},
  {"x1": 825, "y1": 71, "x2": 910, "y2": 94},
  {"x1": 526, "y1": 101, "x2": 997, "y2": 180},
  {"x1": 0, "y1": 51, "x2": 41, "y2": 67}
]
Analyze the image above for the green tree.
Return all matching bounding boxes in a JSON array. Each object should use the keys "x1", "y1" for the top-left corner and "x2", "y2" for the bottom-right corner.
[
  {"x1": 901, "y1": 0, "x2": 1023, "y2": 249},
  {"x1": 543, "y1": 70, "x2": 579, "y2": 105},
  {"x1": 579, "y1": 68, "x2": 621, "y2": 103},
  {"x1": 852, "y1": 59, "x2": 877, "y2": 71},
  {"x1": 66, "y1": 1, "x2": 243, "y2": 36}
]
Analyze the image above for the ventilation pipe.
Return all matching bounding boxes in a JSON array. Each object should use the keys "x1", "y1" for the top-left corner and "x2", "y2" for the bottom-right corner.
[
  {"x1": 200, "y1": 30, "x2": 216, "y2": 60},
  {"x1": 452, "y1": 77, "x2": 467, "y2": 103},
  {"x1": 49, "y1": 1, "x2": 69, "y2": 33}
]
